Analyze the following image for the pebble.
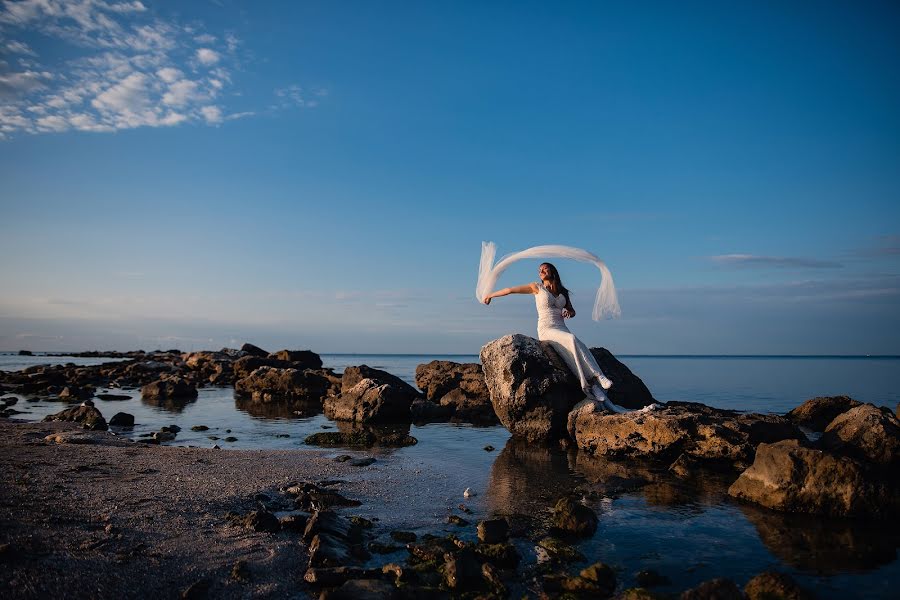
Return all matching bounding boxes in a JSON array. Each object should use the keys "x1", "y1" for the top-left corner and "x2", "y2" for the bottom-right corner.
[{"x1": 463, "y1": 487, "x2": 476, "y2": 498}]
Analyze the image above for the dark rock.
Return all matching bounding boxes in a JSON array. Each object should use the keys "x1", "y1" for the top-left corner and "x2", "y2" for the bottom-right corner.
[
  {"x1": 306, "y1": 431, "x2": 376, "y2": 447},
  {"x1": 230, "y1": 560, "x2": 251, "y2": 582},
  {"x1": 108, "y1": 412, "x2": 134, "y2": 427},
  {"x1": 58, "y1": 386, "x2": 91, "y2": 401},
  {"x1": 180, "y1": 579, "x2": 210, "y2": 600},
  {"x1": 728, "y1": 439, "x2": 899, "y2": 518},
  {"x1": 589, "y1": 347, "x2": 657, "y2": 410},
  {"x1": 619, "y1": 590, "x2": 666, "y2": 600},
  {"x1": 43, "y1": 405, "x2": 108, "y2": 431},
  {"x1": 820, "y1": 403, "x2": 900, "y2": 467},
  {"x1": 562, "y1": 562, "x2": 617, "y2": 597},
  {"x1": 410, "y1": 398, "x2": 453, "y2": 422},
  {"x1": 191, "y1": 425, "x2": 209, "y2": 431},
  {"x1": 240, "y1": 343, "x2": 268, "y2": 357},
  {"x1": 325, "y1": 376, "x2": 417, "y2": 423},
  {"x1": 785, "y1": 395, "x2": 862, "y2": 431},
  {"x1": 349, "y1": 457, "x2": 376, "y2": 467},
  {"x1": 243, "y1": 510, "x2": 280, "y2": 533},
  {"x1": 369, "y1": 541, "x2": 404, "y2": 554},
  {"x1": 18, "y1": 350, "x2": 33, "y2": 356},
  {"x1": 140, "y1": 377, "x2": 198, "y2": 402},
  {"x1": 95, "y1": 393, "x2": 130, "y2": 400},
  {"x1": 679, "y1": 578, "x2": 744, "y2": 600},
  {"x1": 484, "y1": 445, "x2": 494, "y2": 451},
  {"x1": 447, "y1": 514, "x2": 468, "y2": 526},
  {"x1": 349, "y1": 516, "x2": 373, "y2": 529},
  {"x1": 443, "y1": 549, "x2": 483, "y2": 592},
  {"x1": 407, "y1": 537, "x2": 458, "y2": 563},
  {"x1": 744, "y1": 571, "x2": 813, "y2": 600},
  {"x1": 480, "y1": 334, "x2": 581, "y2": 442},
  {"x1": 234, "y1": 366, "x2": 329, "y2": 403},
  {"x1": 536, "y1": 537, "x2": 585, "y2": 562},
  {"x1": 572, "y1": 401, "x2": 803, "y2": 471},
  {"x1": 279, "y1": 513, "x2": 309, "y2": 532},
  {"x1": 390, "y1": 530, "x2": 417, "y2": 543},
  {"x1": 553, "y1": 496, "x2": 598, "y2": 537},
  {"x1": 474, "y1": 542, "x2": 520, "y2": 569},
  {"x1": 476, "y1": 518, "x2": 509, "y2": 544},
  {"x1": 224, "y1": 436, "x2": 238, "y2": 442},
  {"x1": 268, "y1": 349, "x2": 323, "y2": 369},
  {"x1": 415, "y1": 360, "x2": 487, "y2": 401}
]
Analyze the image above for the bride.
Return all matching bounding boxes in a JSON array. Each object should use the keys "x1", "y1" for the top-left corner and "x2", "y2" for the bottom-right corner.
[{"x1": 483, "y1": 262, "x2": 634, "y2": 414}]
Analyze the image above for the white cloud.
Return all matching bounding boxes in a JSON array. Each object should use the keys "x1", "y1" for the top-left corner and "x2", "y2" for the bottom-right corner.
[
  {"x1": 196, "y1": 48, "x2": 219, "y2": 65},
  {"x1": 200, "y1": 105, "x2": 222, "y2": 124},
  {"x1": 0, "y1": 0, "x2": 248, "y2": 137},
  {"x1": 5, "y1": 40, "x2": 37, "y2": 56}
]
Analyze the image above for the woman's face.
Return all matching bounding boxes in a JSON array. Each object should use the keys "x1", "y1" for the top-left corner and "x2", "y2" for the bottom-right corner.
[{"x1": 539, "y1": 264, "x2": 551, "y2": 281}]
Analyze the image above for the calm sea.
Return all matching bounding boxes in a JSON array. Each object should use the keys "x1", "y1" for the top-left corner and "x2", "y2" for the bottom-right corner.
[{"x1": 2, "y1": 352, "x2": 898, "y2": 598}]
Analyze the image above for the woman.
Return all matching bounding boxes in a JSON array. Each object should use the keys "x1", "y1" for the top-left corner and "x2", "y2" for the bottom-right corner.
[{"x1": 483, "y1": 262, "x2": 630, "y2": 414}]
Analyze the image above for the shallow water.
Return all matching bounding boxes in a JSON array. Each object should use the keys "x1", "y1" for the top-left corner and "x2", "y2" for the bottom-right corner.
[{"x1": 2, "y1": 352, "x2": 899, "y2": 598}]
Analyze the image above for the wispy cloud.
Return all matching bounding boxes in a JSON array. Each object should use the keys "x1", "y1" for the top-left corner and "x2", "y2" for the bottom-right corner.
[
  {"x1": 0, "y1": 0, "x2": 245, "y2": 137},
  {"x1": 709, "y1": 254, "x2": 843, "y2": 269},
  {"x1": 855, "y1": 235, "x2": 900, "y2": 258}
]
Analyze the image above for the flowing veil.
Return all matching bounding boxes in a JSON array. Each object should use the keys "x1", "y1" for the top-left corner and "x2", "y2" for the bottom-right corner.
[{"x1": 475, "y1": 241, "x2": 621, "y2": 320}]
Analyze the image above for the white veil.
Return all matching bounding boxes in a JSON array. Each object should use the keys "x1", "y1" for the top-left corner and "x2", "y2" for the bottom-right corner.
[{"x1": 475, "y1": 241, "x2": 621, "y2": 320}]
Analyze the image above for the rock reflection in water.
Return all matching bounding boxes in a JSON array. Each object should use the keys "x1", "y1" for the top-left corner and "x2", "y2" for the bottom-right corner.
[
  {"x1": 140, "y1": 394, "x2": 197, "y2": 413},
  {"x1": 739, "y1": 503, "x2": 900, "y2": 575},
  {"x1": 234, "y1": 394, "x2": 323, "y2": 419}
]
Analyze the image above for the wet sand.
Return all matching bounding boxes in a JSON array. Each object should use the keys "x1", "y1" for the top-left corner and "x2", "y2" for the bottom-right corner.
[{"x1": 0, "y1": 419, "x2": 405, "y2": 599}]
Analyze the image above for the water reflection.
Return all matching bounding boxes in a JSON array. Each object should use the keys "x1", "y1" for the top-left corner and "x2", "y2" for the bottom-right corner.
[
  {"x1": 140, "y1": 394, "x2": 197, "y2": 413},
  {"x1": 739, "y1": 504, "x2": 900, "y2": 575},
  {"x1": 234, "y1": 394, "x2": 323, "y2": 419}
]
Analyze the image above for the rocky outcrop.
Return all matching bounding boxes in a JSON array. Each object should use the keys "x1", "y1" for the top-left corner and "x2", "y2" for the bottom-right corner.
[
  {"x1": 340, "y1": 365, "x2": 416, "y2": 396},
  {"x1": 728, "y1": 439, "x2": 899, "y2": 519},
  {"x1": 324, "y1": 378, "x2": 416, "y2": 423},
  {"x1": 234, "y1": 366, "x2": 330, "y2": 404},
  {"x1": 785, "y1": 395, "x2": 861, "y2": 431},
  {"x1": 43, "y1": 404, "x2": 108, "y2": 431},
  {"x1": 240, "y1": 343, "x2": 269, "y2": 357},
  {"x1": 141, "y1": 377, "x2": 198, "y2": 402},
  {"x1": 744, "y1": 571, "x2": 813, "y2": 600},
  {"x1": 589, "y1": 347, "x2": 657, "y2": 410},
  {"x1": 415, "y1": 360, "x2": 497, "y2": 424},
  {"x1": 108, "y1": 412, "x2": 134, "y2": 427},
  {"x1": 268, "y1": 349, "x2": 323, "y2": 369},
  {"x1": 820, "y1": 403, "x2": 900, "y2": 468},
  {"x1": 480, "y1": 335, "x2": 580, "y2": 442},
  {"x1": 570, "y1": 401, "x2": 802, "y2": 471}
]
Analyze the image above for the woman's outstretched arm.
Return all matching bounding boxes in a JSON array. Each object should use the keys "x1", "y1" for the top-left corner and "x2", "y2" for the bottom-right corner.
[{"x1": 483, "y1": 283, "x2": 539, "y2": 304}]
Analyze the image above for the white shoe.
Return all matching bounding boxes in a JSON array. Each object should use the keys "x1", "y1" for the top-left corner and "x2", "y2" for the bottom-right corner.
[{"x1": 598, "y1": 375, "x2": 613, "y2": 390}]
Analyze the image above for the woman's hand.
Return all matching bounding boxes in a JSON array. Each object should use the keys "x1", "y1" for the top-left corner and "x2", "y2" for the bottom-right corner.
[
  {"x1": 483, "y1": 296, "x2": 492, "y2": 305},
  {"x1": 562, "y1": 308, "x2": 572, "y2": 319}
]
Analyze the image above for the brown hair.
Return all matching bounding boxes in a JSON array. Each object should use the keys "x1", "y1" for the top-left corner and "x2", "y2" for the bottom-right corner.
[{"x1": 540, "y1": 262, "x2": 570, "y2": 304}]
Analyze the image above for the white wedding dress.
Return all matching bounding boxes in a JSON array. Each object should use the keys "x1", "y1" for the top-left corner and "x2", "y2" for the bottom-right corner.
[{"x1": 534, "y1": 283, "x2": 630, "y2": 414}]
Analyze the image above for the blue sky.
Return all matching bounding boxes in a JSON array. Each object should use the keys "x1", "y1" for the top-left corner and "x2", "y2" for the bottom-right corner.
[{"x1": 1, "y1": 0, "x2": 898, "y2": 354}]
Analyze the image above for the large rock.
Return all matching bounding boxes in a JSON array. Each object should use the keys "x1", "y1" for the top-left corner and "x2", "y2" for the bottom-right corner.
[
  {"x1": 340, "y1": 365, "x2": 416, "y2": 396},
  {"x1": 415, "y1": 360, "x2": 496, "y2": 424},
  {"x1": 571, "y1": 401, "x2": 802, "y2": 471},
  {"x1": 480, "y1": 334, "x2": 580, "y2": 442},
  {"x1": 267, "y1": 349, "x2": 322, "y2": 369},
  {"x1": 589, "y1": 347, "x2": 657, "y2": 410},
  {"x1": 785, "y1": 395, "x2": 862, "y2": 431},
  {"x1": 415, "y1": 360, "x2": 488, "y2": 401},
  {"x1": 140, "y1": 377, "x2": 198, "y2": 402},
  {"x1": 43, "y1": 404, "x2": 108, "y2": 431},
  {"x1": 234, "y1": 366, "x2": 330, "y2": 403},
  {"x1": 728, "y1": 439, "x2": 899, "y2": 519},
  {"x1": 324, "y1": 378, "x2": 415, "y2": 423},
  {"x1": 240, "y1": 342, "x2": 269, "y2": 357},
  {"x1": 820, "y1": 403, "x2": 900, "y2": 468}
]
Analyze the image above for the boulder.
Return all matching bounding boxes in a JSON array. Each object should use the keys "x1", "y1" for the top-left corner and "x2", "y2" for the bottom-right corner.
[
  {"x1": 820, "y1": 403, "x2": 900, "y2": 468},
  {"x1": 680, "y1": 578, "x2": 743, "y2": 600},
  {"x1": 415, "y1": 360, "x2": 489, "y2": 401},
  {"x1": 589, "y1": 347, "x2": 657, "y2": 410},
  {"x1": 240, "y1": 342, "x2": 269, "y2": 357},
  {"x1": 43, "y1": 404, "x2": 108, "y2": 431},
  {"x1": 232, "y1": 356, "x2": 289, "y2": 380},
  {"x1": 340, "y1": 365, "x2": 417, "y2": 397},
  {"x1": 324, "y1": 378, "x2": 415, "y2": 423},
  {"x1": 744, "y1": 571, "x2": 812, "y2": 600},
  {"x1": 785, "y1": 395, "x2": 862, "y2": 431},
  {"x1": 140, "y1": 377, "x2": 198, "y2": 402},
  {"x1": 476, "y1": 518, "x2": 509, "y2": 544},
  {"x1": 108, "y1": 412, "x2": 134, "y2": 427},
  {"x1": 571, "y1": 401, "x2": 802, "y2": 471},
  {"x1": 552, "y1": 496, "x2": 598, "y2": 537},
  {"x1": 234, "y1": 366, "x2": 330, "y2": 403},
  {"x1": 728, "y1": 439, "x2": 899, "y2": 518},
  {"x1": 480, "y1": 334, "x2": 580, "y2": 442},
  {"x1": 439, "y1": 388, "x2": 498, "y2": 424},
  {"x1": 267, "y1": 349, "x2": 323, "y2": 369}
]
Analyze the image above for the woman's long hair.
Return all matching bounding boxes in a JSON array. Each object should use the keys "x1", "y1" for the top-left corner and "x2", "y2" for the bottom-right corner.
[{"x1": 540, "y1": 262, "x2": 570, "y2": 304}]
